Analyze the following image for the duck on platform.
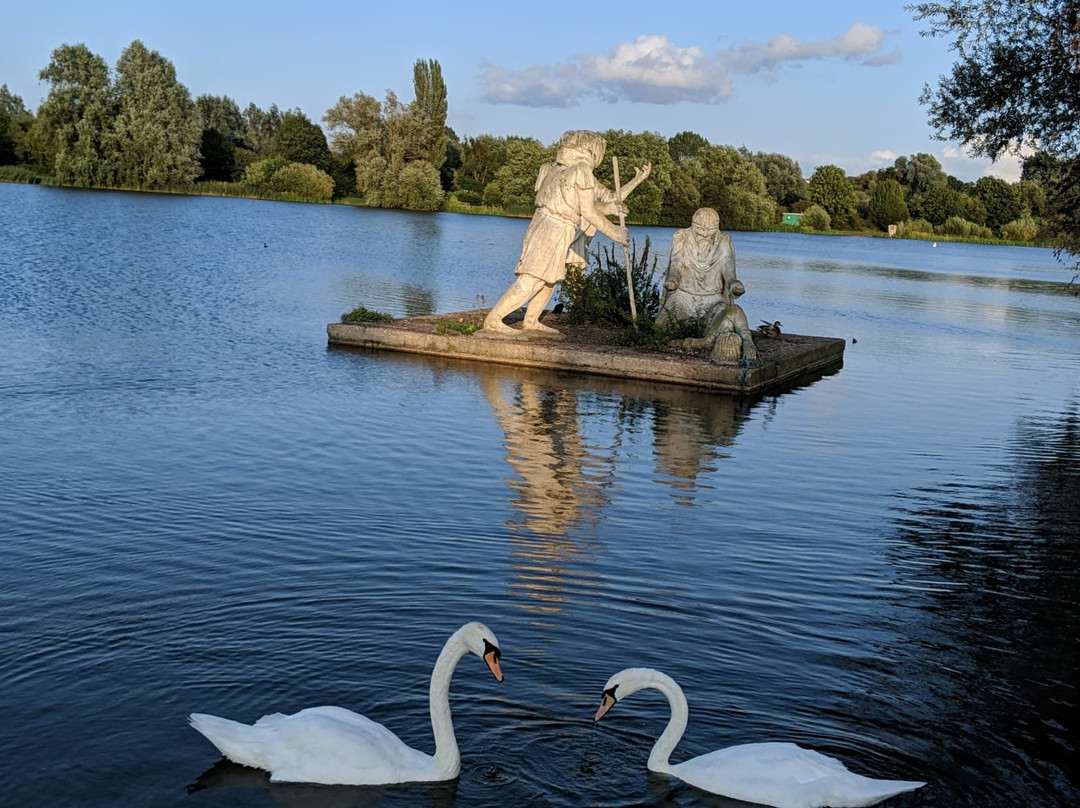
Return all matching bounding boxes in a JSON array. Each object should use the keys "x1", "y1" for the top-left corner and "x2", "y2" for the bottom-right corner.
[{"x1": 758, "y1": 320, "x2": 782, "y2": 338}]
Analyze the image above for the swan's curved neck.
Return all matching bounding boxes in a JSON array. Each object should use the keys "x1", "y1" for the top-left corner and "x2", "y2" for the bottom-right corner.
[
  {"x1": 428, "y1": 627, "x2": 470, "y2": 776},
  {"x1": 637, "y1": 670, "x2": 689, "y2": 773}
]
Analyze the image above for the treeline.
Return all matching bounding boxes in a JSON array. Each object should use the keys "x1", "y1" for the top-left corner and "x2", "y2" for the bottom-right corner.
[{"x1": 0, "y1": 41, "x2": 1071, "y2": 247}]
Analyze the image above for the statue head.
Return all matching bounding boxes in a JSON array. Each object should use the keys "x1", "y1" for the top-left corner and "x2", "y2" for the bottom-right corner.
[
  {"x1": 691, "y1": 207, "x2": 720, "y2": 238},
  {"x1": 557, "y1": 130, "x2": 606, "y2": 167}
]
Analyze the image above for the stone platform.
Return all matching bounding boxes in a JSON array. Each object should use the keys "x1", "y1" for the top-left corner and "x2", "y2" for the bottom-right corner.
[{"x1": 326, "y1": 309, "x2": 845, "y2": 394}]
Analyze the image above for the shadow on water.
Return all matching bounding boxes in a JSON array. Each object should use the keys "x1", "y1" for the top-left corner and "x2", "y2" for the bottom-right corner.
[{"x1": 884, "y1": 404, "x2": 1080, "y2": 807}]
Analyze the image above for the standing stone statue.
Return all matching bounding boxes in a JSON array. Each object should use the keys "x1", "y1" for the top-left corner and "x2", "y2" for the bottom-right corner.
[
  {"x1": 483, "y1": 130, "x2": 650, "y2": 335},
  {"x1": 661, "y1": 208, "x2": 758, "y2": 363}
]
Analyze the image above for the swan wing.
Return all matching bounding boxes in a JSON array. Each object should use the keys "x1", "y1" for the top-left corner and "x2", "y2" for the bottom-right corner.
[
  {"x1": 191, "y1": 707, "x2": 433, "y2": 786},
  {"x1": 673, "y1": 742, "x2": 924, "y2": 808}
]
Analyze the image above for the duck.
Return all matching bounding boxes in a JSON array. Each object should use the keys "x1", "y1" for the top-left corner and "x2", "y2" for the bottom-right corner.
[
  {"x1": 189, "y1": 621, "x2": 503, "y2": 786},
  {"x1": 758, "y1": 320, "x2": 783, "y2": 338},
  {"x1": 594, "y1": 668, "x2": 924, "y2": 808}
]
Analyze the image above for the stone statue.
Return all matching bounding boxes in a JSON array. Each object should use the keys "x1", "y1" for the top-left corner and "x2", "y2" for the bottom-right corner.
[
  {"x1": 672, "y1": 279, "x2": 759, "y2": 363},
  {"x1": 662, "y1": 208, "x2": 758, "y2": 363},
  {"x1": 656, "y1": 207, "x2": 737, "y2": 328},
  {"x1": 483, "y1": 130, "x2": 650, "y2": 335}
]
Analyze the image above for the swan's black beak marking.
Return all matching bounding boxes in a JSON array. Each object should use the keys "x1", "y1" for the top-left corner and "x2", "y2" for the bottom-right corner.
[
  {"x1": 482, "y1": 638, "x2": 504, "y2": 682},
  {"x1": 594, "y1": 684, "x2": 619, "y2": 723}
]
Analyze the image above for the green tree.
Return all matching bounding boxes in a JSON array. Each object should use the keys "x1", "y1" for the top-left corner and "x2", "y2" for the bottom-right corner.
[
  {"x1": 411, "y1": 59, "x2": 447, "y2": 172},
  {"x1": 195, "y1": 94, "x2": 243, "y2": 141},
  {"x1": 240, "y1": 102, "x2": 282, "y2": 155},
  {"x1": 454, "y1": 134, "x2": 507, "y2": 198},
  {"x1": 685, "y1": 144, "x2": 775, "y2": 229},
  {"x1": 0, "y1": 85, "x2": 29, "y2": 165},
  {"x1": 36, "y1": 43, "x2": 117, "y2": 185},
  {"x1": 900, "y1": 152, "x2": 947, "y2": 195},
  {"x1": 750, "y1": 151, "x2": 807, "y2": 207},
  {"x1": 807, "y1": 164, "x2": 856, "y2": 220},
  {"x1": 659, "y1": 165, "x2": 702, "y2": 225},
  {"x1": 595, "y1": 129, "x2": 675, "y2": 225},
  {"x1": 919, "y1": 183, "x2": 986, "y2": 226},
  {"x1": 274, "y1": 110, "x2": 332, "y2": 173},
  {"x1": 112, "y1": 40, "x2": 201, "y2": 188},
  {"x1": 668, "y1": 130, "x2": 708, "y2": 163},
  {"x1": 198, "y1": 129, "x2": 236, "y2": 181},
  {"x1": 440, "y1": 126, "x2": 461, "y2": 191},
  {"x1": 483, "y1": 137, "x2": 553, "y2": 209},
  {"x1": 867, "y1": 178, "x2": 909, "y2": 229},
  {"x1": 195, "y1": 94, "x2": 244, "y2": 181},
  {"x1": 911, "y1": 0, "x2": 1080, "y2": 268},
  {"x1": 972, "y1": 175, "x2": 1022, "y2": 232},
  {"x1": 323, "y1": 91, "x2": 382, "y2": 164}
]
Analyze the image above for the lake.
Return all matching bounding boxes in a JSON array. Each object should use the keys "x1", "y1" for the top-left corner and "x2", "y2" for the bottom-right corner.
[{"x1": 0, "y1": 182, "x2": 1077, "y2": 808}]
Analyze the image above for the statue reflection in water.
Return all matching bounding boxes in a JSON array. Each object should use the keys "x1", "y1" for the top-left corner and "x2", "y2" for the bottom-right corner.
[
  {"x1": 650, "y1": 389, "x2": 753, "y2": 506},
  {"x1": 482, "y1": 369, "x2": 756, "y2": 614},
  {"x1": 481, "y1": 373, "x2": 610, "y2": 615}
]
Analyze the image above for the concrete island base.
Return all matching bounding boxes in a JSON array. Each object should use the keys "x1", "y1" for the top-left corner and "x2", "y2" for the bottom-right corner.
[{"x1": 326, "y1": 309, "x2": 845, "y2": 395}]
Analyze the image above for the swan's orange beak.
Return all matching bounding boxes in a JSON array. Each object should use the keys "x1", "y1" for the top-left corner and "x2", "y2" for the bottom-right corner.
[
  {"x1": 484, "y1": 649, "x2": 504, "y2": 682},
  {"x1": 594, "y1": 691, "x2": 616, "y2": 723}
]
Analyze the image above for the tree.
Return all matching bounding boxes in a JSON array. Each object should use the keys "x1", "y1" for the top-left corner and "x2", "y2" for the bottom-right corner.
[
  {"x1": 919, "y1": 183, "x2": 986, "y2": 226},
  {"x1": 274, "y1": 110, "x2": 332, "y2": 173},
  {"x1": 0, "y1": 85, "x2": 28, "y2": 165},
  {"x1": 483, "y1": 137, "x2": 553, "y2": 209},
  {"x1": 198, "y1": 128, "x2": 236, "y2": 181},
  {"x1": 668, "y1": 130, "x2": 708, "y2": 163},
  {"x1": 454, "y1": 134, "x2": 508, "y2": 198},
  {"x1": 325, "y1": 61, "x2": 450, "y2": 211},
  {"x1": 867, "y1": 178, "x2": 909, "y2": 229},
  {"x1": 411, "y1": 59, "x2": 447, "y2": 172},
  {"x1": 595, "y1": 129, "x2": 675, "y2": 225},
  {"x1": 750, "y1": 151, "x2": 807, "y2": 207},
  {"x1": 900, "y1": 152, "x2": 947, "y2": 195},
  {"x1": 910, "y1": 0, "x2": 1080, "y2": 268},
  {"x1": 112, "y1": 40, "x2": 201, "y2": 188},
  {"x1": 684, "y1": 144, "x2": 775, "y2": 229},
  {"x1": 660, "y1": 165, "x2": 702, "y2": 225},
  {"x1": 36, "y1": 43, "x2": 118, "y2": 185},
  {"x1": 807, "y1": 165, "x2": 856, "y2": 220},
  {"x1": 196, "y1": 94, "x2": 243, "y2": 142},
  {"x1": 972, "y1": 175, "x2": 1022, "y2": 232},
  {"x1": 240, "y1": 103, "x2": 282, "y2": 155}
]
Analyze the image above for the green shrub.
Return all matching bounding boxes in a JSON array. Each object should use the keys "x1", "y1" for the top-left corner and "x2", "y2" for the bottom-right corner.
[
  {"x1": 560, "y1": 237, "x2": 661, "y2": 328},
  {"x1": 800, "y1": 204, "x2": 831, "y2": 231},
  {"x1": 341, "y1": 305, "x2": 394, "y2": 323},
  {"x1": 271, "y1": 162, "x2": 334, "y2": 200},
  {"x1": 940, "y1": 216, "x2": 976, "y2": 237},
  {"x1": 0, "y1": 165, "x2": 46, "y2": 184},
  {"x1": 1000, "y1": 215, "x2": 1039, "y2": 242},
  {"x1": 896, "y1": 217, "x2": 934, "y2": 236}
]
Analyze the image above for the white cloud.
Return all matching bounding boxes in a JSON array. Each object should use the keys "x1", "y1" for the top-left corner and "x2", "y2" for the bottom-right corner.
[
  {"x1": 723, "y1": 22, "x2": 899, "y2": 77},
  {"x1": 480, "y1": 23, "x2": 897, "y2": 107},
  {"x1": 870, "y1": 150, "x2": 899, "y2": 165},
  {"x1": 939, "y1": 146, "x2": 1023, "y2": 183}
]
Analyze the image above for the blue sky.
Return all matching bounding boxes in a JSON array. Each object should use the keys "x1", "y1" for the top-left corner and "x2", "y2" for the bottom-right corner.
[{"x1": 1, "y1": 0, "x2": 1023, "y2": 182}]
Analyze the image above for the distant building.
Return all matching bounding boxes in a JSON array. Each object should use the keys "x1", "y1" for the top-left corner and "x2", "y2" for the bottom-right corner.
[{"x1": 781, "y1": 212, "x2": 803, "y2": 226}]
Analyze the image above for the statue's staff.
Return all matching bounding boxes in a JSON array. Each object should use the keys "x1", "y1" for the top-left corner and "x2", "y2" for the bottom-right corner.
[{"x1": 611, "y1": 156, "x2": 638, "y2": 323}]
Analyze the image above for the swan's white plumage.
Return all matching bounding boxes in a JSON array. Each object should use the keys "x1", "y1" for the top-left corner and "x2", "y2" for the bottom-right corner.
[
  {"x1": 189, "y1": 621, "x2": 502, "y2": 785},
  {"x1": 595, "y1": 667, "x2": 924, "y2": 808}
]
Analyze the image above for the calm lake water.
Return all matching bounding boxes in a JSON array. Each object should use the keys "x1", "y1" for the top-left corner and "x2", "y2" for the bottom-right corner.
[{"x1": 1, "y1": 182, "x2": 1077, "y2": 808}]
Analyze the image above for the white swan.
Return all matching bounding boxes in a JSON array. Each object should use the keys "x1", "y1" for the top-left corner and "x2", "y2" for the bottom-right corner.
[
  {"x1": 189, "y1": 621, "x2": 503, "y2": 785},
  {"x1": 594, "y1": 668, "x2": 924, "y2": 808}
]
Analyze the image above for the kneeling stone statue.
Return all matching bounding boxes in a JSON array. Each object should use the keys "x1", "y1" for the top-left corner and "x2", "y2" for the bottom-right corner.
[
  {"x1": 660, "y1": 208, "x2": 758, "y2": 364},
  {"x1": 672, "y1": 279, "x2": 759, "y2": 363}
]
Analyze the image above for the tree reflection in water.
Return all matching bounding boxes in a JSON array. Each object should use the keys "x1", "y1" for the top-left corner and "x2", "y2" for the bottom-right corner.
[{"x1": 887, "y1": 404, "x2": 1079, "y2": 807}]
